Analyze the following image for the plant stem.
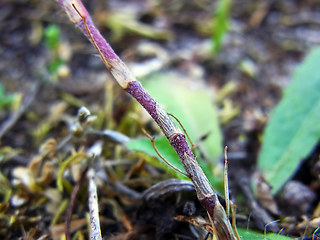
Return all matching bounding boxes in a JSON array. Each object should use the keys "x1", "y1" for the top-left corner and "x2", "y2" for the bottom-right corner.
[
  {"x1": 56, "y1": 1, "x2": 236, "y2": 239},
  {"x1": 87, "y1": 168, "x2": 102, "y2": 240}
]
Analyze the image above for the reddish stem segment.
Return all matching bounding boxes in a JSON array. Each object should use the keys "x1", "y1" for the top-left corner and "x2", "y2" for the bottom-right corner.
[
  {"x1": 125, "y1": 80, "x2": 219, "y2": 212},
  {"x1": 57, "y1": 1, "x2": 236, "y2": 239},
  {"x1": 127, "y1": 81, "x2": 235, "y2": 239},
  {"x1": 125, "y1": 81, "x2": 158, "y2": 121}
]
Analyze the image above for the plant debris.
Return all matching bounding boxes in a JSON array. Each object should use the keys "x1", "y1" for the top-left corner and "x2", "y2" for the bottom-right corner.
[{"x1": 0, "y1": 0, "x2": 319, "y2": 239}]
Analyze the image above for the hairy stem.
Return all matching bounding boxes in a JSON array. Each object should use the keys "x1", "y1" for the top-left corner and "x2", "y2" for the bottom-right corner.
[{"x1": 56, "y1": 1, "x2": 236, "y2": 239}]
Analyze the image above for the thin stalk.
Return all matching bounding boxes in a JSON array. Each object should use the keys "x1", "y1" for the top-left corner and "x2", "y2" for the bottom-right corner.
[
  {"x1": 56, "y1": 1, "x2": 236, "y2": 239},
  {"x1": 65, "y1": 167, "x2": 88, "y2": 240},
  {"x1": 87, "y1": 168, "x2": 102, "y2": 240},
  {"x1": 142, "y1": 128, "x2": 188, "y2": 177},
  {"x1": 231, "y1": 201, "x2": 241, "y2": 240},
  {"x1": 224, "y1": 146, "x2": 230, "y2": 217}
]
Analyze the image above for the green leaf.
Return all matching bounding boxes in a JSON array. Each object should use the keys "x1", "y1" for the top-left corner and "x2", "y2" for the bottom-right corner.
[
  {"x1": 126, "y1": 72, "x2": 224, "y2": 193},
  {"x1": 258, "y1": 47, "x2": 320, "y2": 194},
  {"x1": 143, "y1": 72, "x2": 223, "y2": 162},
  {"x1": 127, "y1": 136, "x2": 225, "y2": 193},
  {"x1": 126, "y1": 137, "x2": 188, "y2": 179},
  {"x1": 57, "y1": 152, "x2": 88, "y2": 191},
  {"x1": 0, "y1": 83, "x2": 15, "y2": 110},
  {"x1": 238, "y1": 228, "x2": 294, "y2": 240},
  {"x1": 44, "y1": 24, "x2": 60, "y2": 50},
  {"x1": 212, "y1": 0, "x2": 231, "y2": 53}
]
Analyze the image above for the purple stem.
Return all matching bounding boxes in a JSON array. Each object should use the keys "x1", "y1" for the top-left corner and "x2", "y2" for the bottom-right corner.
[
  {"x1": 57, "y1": 1, "x2": 236, "y2": 239},
  {"x1": 76, "y1": 18, "x2": 119, "y2": 61}
]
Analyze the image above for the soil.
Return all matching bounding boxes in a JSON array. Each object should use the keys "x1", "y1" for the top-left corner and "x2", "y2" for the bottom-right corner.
[{"x1": 0, "y1": 0, "x2": 319, "y2": 239}]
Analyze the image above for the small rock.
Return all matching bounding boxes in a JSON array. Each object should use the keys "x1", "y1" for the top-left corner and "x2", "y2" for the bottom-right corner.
[{"x1": 278, "y1": 181, "x2": 316, "y2": 216}]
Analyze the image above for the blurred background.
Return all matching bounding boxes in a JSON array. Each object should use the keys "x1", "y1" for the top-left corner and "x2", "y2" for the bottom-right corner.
[{"x1": 0, "y1": 0, "x2": 319, "y2": 239}]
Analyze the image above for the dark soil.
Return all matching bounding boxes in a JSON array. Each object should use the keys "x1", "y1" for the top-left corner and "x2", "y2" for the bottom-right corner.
[{"x1": 0, "y1": 0, "x2": 319, "y2": 239}]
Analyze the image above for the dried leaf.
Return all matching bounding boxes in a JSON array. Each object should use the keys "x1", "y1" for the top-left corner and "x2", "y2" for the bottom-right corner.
[{"x1": 50, "y1": 218, "x2": 87, "y2": 240}]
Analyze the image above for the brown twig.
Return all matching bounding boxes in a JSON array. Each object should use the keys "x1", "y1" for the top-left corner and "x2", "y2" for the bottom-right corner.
[
  {"x1": 65, "y1": 167, "x2": 88, "y2": 240},
  {"x1": 230, "y1": 202, "x2": 241, "y2": 240}
]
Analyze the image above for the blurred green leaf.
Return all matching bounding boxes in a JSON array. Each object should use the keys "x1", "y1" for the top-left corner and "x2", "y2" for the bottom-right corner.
[
  {"x1": 57, "y1": 152, "x2": 88, "y2": 192},
  {"x1": 127, "y1": 72, "x2": 224, "y2": 193},
  {"x1": 44, "y1": 24, "x2": 64, "y2": 75},
  {"x1": 0, "y1": 172, "x2": 12, "y2": 204},
  {"x1": 212, "y1": 0, "x2": 231, "y2": 54},
  {"x1": 44, "y1": 24, "x2": 60, "y2": 50},
  {"x1": 51, "y1": 199, "x2": 68, "y2": 225},
  {"x1": 0, "y1": 83, "x2": 16, "y2": 110},
  {"x1": 258, "y1": 47, "x2": 320, "y2": 194},
  {"x1": 238, "y1": 228, "x2": 294, "y2": 240},
  {"x1": 143, "y1": 72, "x2": 223, "y2": 162},
  {"x1": 47, "y1": 59, "x2": 64, "y2": 73}
]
